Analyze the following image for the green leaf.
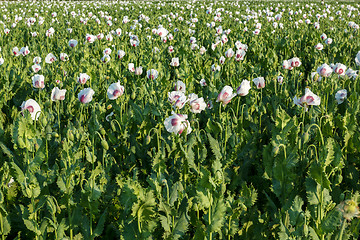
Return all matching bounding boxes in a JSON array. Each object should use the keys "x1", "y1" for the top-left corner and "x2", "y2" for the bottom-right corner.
[
  {"x1": 321, "y1": 209, "x2": 342, "y2": 233},
  {"x1": 10, "y1": 162, "x2": 25, "y2": 183},
  {"x1": 93, "y1": 209, "x2": 107, "y2": 237},
  {"x1": 23, "y1": 219, "x2": 41, "y2": 236},
  {"x1": 309, "y1": 163, "x2": 331, "y2": 190},
  {"x1": 207, "y1": 133, "x2": 222, "y2": 160},
  {"x1": 172, "y1": 212, "x2": 189, "y2": 240},
  {"x1": 209, "y1": 197, "x2": 226, "y2": 233},
  {"x1": 0, "y1": 214, "x2": 11, "y2": 236},
  {"x1": 56, "y1": 218, "x2": 67, "y2": 240}
]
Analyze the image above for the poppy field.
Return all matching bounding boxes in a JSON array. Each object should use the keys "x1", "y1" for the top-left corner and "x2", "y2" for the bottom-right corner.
[{"x1": 1, "y1": 0, "x2": 360, "y2": 239}]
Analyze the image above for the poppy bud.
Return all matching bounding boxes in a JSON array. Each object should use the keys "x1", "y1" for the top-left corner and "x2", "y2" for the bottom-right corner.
[
  {"x1": 131, "y1": 91, "x2": 136, "y2": 100},
  {"x1": 273, "y1": 146, "x2": 279, "y2": 155},
  {"x1": 303, "y1": 132, "x2": 309, "y2": 143},
  {"x1": 18, "y1": 137, "x2": 25, "y2": 148},
  {"x1": 146, "y1": 135, "x2": 151, "y2": 145},
  {"x1": 100, "y1": 128, "x2": 106, "y2": 136},
  {"x1": 101, "y1": 140, "x2": 109, "y2": 150},
  {"x1": 40, "y1": 116, "x2": 47, "y2": 127},
  {"x1": 68, "y1": 131, "x2": 74, "y2": 141},
  {"x1": 52, "y1": 132, "x2": 59, "y2": 138}
]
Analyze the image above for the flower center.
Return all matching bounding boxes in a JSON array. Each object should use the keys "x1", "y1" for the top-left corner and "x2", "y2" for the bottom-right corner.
[{"x1": 26, "y1": 106, "x2": 34, "y2": 113}]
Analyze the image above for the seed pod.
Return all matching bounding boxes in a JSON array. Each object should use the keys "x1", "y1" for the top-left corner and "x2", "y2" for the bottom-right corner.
[
  {"x1": 146, "y1": 135, "x2": 151, "y2": 145},
  {"x1": 40, "y1": 116, "x2": 47, "y2": 127},
  {"x1": 107, "y1": 104, "x2": 112, "y2": 110},
  {"x1": 101, "y1": 139, "x2": 109, "y2": 150},
  {"x1": 131, "y1": 91, "x2": 136, "y2": 100},
  {"x1": 303, "y1": 132, "x2": 310, "y2": 143},
  {"x1": 18, "y1": 137, "x2": 25, "y2": 148},
  {"x1": 52, "y1": 132, "x2": 59, "y2": 138},
  {"x1": 273, "y1": 146, "x2": 279, "y2": 155},
  {"x1": 100, "y1": 128, "x2": 106, "y2": 136},
  {"x1": 68, "y1": 131, "x2": 74, "y2": 141}
]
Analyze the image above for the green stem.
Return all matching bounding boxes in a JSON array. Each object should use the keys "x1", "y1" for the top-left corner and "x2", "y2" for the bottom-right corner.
[
  {"x1": 67, "y1": 195, "x2": 73, "y2": 240},
  {"x1": 338, "y1": 218, "x2": 347, "y2": 240},
  {"x1": 57, "y1": 101, "x2": 61, "y2": 136}
]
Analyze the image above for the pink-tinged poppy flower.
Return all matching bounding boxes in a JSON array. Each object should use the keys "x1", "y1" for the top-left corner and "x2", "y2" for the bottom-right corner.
[
  {"x1": 335, "y1": 89, "x2": 347, "y2": 104},
  {"x1": 78, "y1": 88, "x2": 95, "y2": 104},
  {"x1": 189, "y1": 95, "x2": 206, "y2": 113},
  {"x1": 128, "y1": 63, "x2": 135, "y2": 72},
  {"x1": 199, "y1": 79, "x2": 207, "y2": 86},
  {"x1": 170, "y1": 57, "x2": 179, "y2": 67},
  {"x1": 174, "y1": 80, "x2": 186, "y2": 93},
  {"x1": 315, "y1": 43, "x2": 323, "y2": 50},
  {"x1": 252, "y1": 77, "x2": 265, "y2": 89},
  {"x1": 97, "y1": 33, "x2": 104, "y2": 40},
  {"x1": 115, "y1": 28, "x2": 122, "y2": 36},
  {"x1": 147, "y1": 69, "x2": 159, "y2": 80},
  {"x1": 60, "y1": 53, "x2": 69, "y2": 61},
  {"x1": 78, "y1": 73, "x2": 90, "y2": 84},
  {"x1": 235, "y1": 49, "x2": 246, "y2": 61},
  {"x1": 334, "y1": 63, "x2": 346, "y2": 76},
  {"x1": 117, "y1": 50, "x2": 125, "y2": 59},
  {"x1": 158, "y1": 27, "x2": 169, "y2": 37},
  {"x1": 33, "y1": 56, "x2": 41, "y2": 64},
  {"x1": 277, "y1": 76, "x2": 284, "y2": 84},
  {"x1": 21, "y1": 99, "x2": 41, "y2": 120},
  {"x1": 219, "y1": 56, "x2": 225, "y2": 65},
  {"x1": 317, "y1": 63, "x2": 332, "y2": 77},
  {"x1": 32, "y1": 74, "x2": 45, "y2": 89},
  {"x1": 320, "y1": 33, "x2": 327, "y2": 40},
  {"x1": 225, "y1": 48, "x2": 234, "y2": 58},
  {"x1": 68, "y1": 39, "x2": 78, "y2": 48},
  {"x1": 4, "y1": 28, "x2": 10, "y2": 34},
  {"x1": 168, "y1": 91, "x2": 185, "y2": 105},
  {"x1": 355, "y1": 51, "x2": 360, "y2": 66},
  {"x1": 20, "y1": 46, "x2": 30, "y2": 56},
  {"x1": 135, "y1": 66, "x2": 143, "y2": 75},
  {"x1": 324, "y1": 38, "x2": 332, "y2": 45},
  {"x1": 51, "y1": 87, "x2": 66, "y2": 101},
  {"x1": 253, "y1": 29, "x2": 260, "y2": 35},
  {"x1": 46, "y1": 27, "x2": 55, "y2": 37},
  {"x1": 235, "y1": 41, "x2": 248, "y2": 51},
  {"x1": 107, "y1": 81, "x2": 124, "y2": 100},
  {"x1": 216, "y1": 86, "x2": 237, "y2": 106},
  {"x1": 289, "y1": 57, "x2": 302, "y2": 67},
  {"x1": 211, "y1": 64, "x2": 221, "y2": 72},
  {"x1": 32, "y1": 64, "x2": 41, "y2": 73},
  {"x1": 311, "y1": 72, "x2": 322, "y2": 82},
  {"x1": 106, "y1": 33, "x2": 113, "y2": 41},
  {"x1": 101, "y1": 55, "x2": 110, "y2": 63},
  {"x1": 45, "y1": 53, "x2": 57, "y2": 63},
  {"x1": 173, "y1": 94, "x2": 188, "y2": 109},
  {"x1": 237, "y1": 80, "x2": 251, "y2": 96},
  {"x1": 221, "y1": 34, "x2": 228, "y2": 44},
  {"x1": 0, "y1": 58, "x2": 4, "y2": 65},
  {"x1": 168, "y1": 46, "x2": 174, "y2": 53},
  {"x1": 199, "y1": 46, "x2": 207, "y2": 55},
  {"x1": 13, "y1": 47, "x2": 21, "y2": 56},
  {"x1": 282, "y1": 60, "x2": 293, "y2": 70},
  {"x1": 346, "y1": 68, "x2": 358, "y2": 79},
  {"x1": 86, "y1": 34, "x2": 96, "y2": 43},
  {"x1": 293, "y1": 88, "x2": 321, "y2": 111},
  {"x1": 164, "y1": 112, "x2": 192, "y2": 135},
  {"x1": 103, "y1": 48, "x2": 112, "y2": 55}
]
